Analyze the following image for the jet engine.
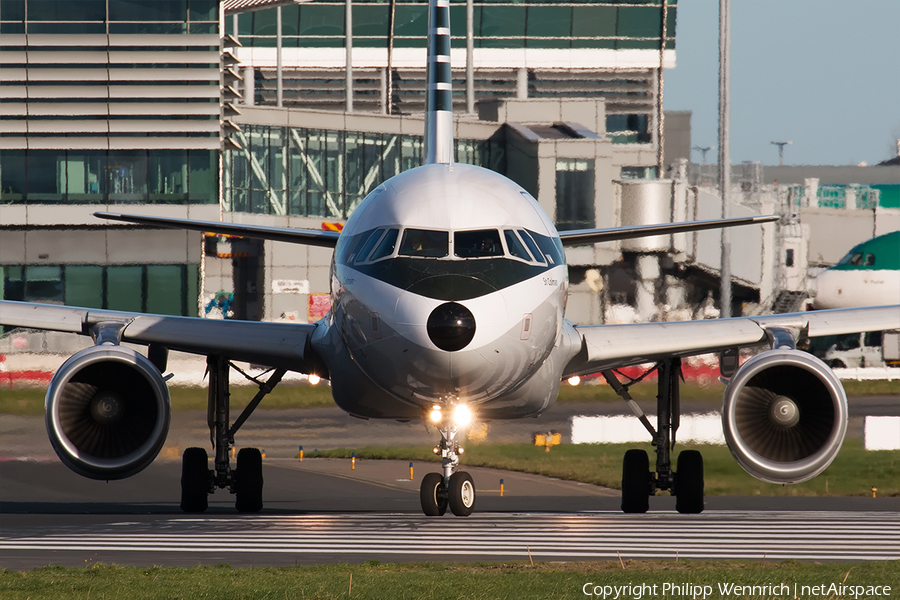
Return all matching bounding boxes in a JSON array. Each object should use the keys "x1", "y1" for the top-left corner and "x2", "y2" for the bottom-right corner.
[
  {"x1": 45, "y1": 345, "x2": 171, "y2": 480},
  {"x1": 722, "y1": 349, "x2": 847, "y2": 484}
]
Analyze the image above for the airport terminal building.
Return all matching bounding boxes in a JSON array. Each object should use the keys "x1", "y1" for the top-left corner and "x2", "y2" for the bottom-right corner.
[{"x1": 2, "y1": 0, "x2": 898, "y2": 327}]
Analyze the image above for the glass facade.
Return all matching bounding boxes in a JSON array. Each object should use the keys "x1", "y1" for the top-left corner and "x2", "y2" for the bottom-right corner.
[
  {"x1": 1, "y1": 263, "x2": 200, "y2": 317},
  {"x1": 0, "y1": 149, "x2": 217, "y2": 205},
  {"x1": 0, "y1": 0, "x2": 218, "y2": 35},
  {"x1": 235, "y1": 1, "x2": 676, "y2": 50},
  {"x1": 225, "y1": 125, "x2": 505, "y2": 217}
]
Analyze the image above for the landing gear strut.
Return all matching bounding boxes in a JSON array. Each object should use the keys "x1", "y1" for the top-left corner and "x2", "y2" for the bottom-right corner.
[
  {"x1": 420, "y1": 422, "x2": 476, "y2": 516},
  {"x1": 604, "y1": 358, "x2": 704, "y2": 514},
  {"x1": 179, "y1": 355, "x2": 285, "y2": 513}
]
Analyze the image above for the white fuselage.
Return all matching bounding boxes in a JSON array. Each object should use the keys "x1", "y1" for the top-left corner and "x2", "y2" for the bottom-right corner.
[
  {"x1": 812, "y1": 268, "x2": 900, "y2": 309},
  {"x1": 311, "y1": 163, "x2": 579, "y2": 420}
]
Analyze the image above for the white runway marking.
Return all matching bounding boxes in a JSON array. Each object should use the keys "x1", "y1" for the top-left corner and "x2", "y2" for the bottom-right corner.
[{"x1": 2, "y1": 512, "x2": 898, "y2": 561}]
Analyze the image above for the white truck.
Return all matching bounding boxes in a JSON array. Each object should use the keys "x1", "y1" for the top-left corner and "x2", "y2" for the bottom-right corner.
[{"x1": 824, "y1": 330, "x2": 900, "y2": 369}]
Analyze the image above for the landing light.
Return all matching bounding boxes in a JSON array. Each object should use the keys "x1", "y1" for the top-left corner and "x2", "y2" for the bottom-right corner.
[
  {"x1": 308, "y1": 374, "x2": 321, "y2": 386},
  {"x1": 452, "y1": 403, "x2": 473, "y2": 427},
  {"x1": 567, "y1": 375, "x2": 581, "y2": 386},
  {"x1": 429, "y1": 406, "x2": 443, "y2": 423}
]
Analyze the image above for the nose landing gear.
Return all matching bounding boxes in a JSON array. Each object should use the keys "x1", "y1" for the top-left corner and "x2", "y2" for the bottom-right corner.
[{"x1": 420, "y1": 422, "x2": 476, "y2": 516}]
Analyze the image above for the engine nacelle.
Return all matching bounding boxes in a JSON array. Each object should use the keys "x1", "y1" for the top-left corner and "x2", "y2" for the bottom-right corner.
[
  {"x1": 722, "y1": 349, "x2": 847, "y2": 484},
  {"x1": 45, "y1": 345, "x2": 171, "y2": 480}
]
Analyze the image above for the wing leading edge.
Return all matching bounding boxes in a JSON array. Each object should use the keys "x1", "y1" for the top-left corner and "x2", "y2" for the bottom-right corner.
[
  {"x1": 564, "y1": 305, "x2": 900, "y2": 377},
  {"x1": 0, "y1": 300, "x2": 322, "y2": 374},
  {"x1": 558, "y1": 215, "x2": 779, "y2": 246},
  {"x1": 95, "y1": 212, "x2": 341, "y2": 248}
]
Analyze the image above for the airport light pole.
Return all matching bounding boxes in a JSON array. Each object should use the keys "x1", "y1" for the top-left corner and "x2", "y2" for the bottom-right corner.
[
  {"x1": 718, "y1": 0, "x2": 731, "y2": 318},
  {"x1": 771, "y1": 140, "x2": 792, "y2": 166}
]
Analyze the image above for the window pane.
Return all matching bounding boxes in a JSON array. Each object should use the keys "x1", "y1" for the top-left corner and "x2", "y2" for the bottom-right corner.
[
  {"x1": 526, "y1": 6, "x2": 571, "y2": 49},
  {"x1": 617, "y1": 6, "x2": 661, "y2": 50},
  {"x1": 556, "y1": 158, "x2": 595, "y2": 231},
  {"x1": 572, "y1": 6, "x2": 617, "y2": 49},
  {"x1": 355, "y1": 229, "x2": 385, "y2": 263},
  {"x1": 479, "y1": 6, "x2": 525, "y2": 48},
  {"x1": 65, "y1": 151, "x2": 106, "y2": 202},
  {"x1": 0, "y1": 149, "x2": 26, "y2": 202},
  {"x1": 149, "y1": 150, "x2": 188, "y2": 203},
  {"x1": 252, "y1": 7, "x2": 277, "y2": 36},
  {"x1": 353, "y1": 5, "x2": 388, "y2": 38},
  {"x1": 369, "y1": 228, "x2": 398, "y2": 261},
  {"x1": 27, "y1": 0, "x2": 104, "y2": 21},
  {"x1": 108, "y1": 150, "x2": 149, "y2": 203},
  {"x1": 26, "y1": 151, "x2": 64, "y2": 202},
  {"x1": 25, "y1": 266, "x2": 63, "y2": 303},
  {"x1": 188, "y1": 149, "x2": 216, "y2": 204},
  {"x1": 185, "y1": 264, "x2": 199, "y2": 316},
  {"x1": 393, "y1": 4, "x2": 426, "y2": 38},
  {"x1": 399, "y1": 229, "x2": 448, "y2": 258},
  {"x1": 1, "y1": 0, "x2": 25, "y2": 22},
  {"x1": 504, "y1": 230, "x2": 533, "y2": 261},
  {"x1": 519, "y1": 230, "x2": 545, "y2": 265},
  {"x1": 455, "y1": 229, "x2": 503, "y2": 258},
  {"x1": 107, "y1": 266, "x2": 143, "y2": 312},
  {"x1": 2, "y1": 265, "x2": 25, "y2": 301},
  {"x1": 146, "y1": 265, "x2": 183, "y2": 316},
  {"x1": 189, "y1": 0, "x2": 217, "y2": 22},
  {"x1": 64, "y1": 266, "x2": 103, "y2": 309},
  {"x1": 110, "y1": 0, "x2": 186, "y2": 22}
]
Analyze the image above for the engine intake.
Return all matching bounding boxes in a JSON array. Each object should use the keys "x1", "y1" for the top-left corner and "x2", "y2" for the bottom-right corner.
[
  {"x1": 45, "y1": 345, "x2": 171, "y2": 480},
  {"x1": 722, "y1": 349, "x2": 847, "y2": 484}
]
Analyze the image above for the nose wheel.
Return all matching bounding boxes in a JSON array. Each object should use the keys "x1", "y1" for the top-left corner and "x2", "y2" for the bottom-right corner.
[{"x1": 420, "y1": 422, "x2": 476, "y2": 516}]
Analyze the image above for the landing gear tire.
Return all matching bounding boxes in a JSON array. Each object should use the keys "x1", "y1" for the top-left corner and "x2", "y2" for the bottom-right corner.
[
  {"x1": 448, "y1": 471, "x2": 476, "y2": 517},
  {"x1": 180, "y1": 447, "x2": 209, "y2": 513},
  {"x1": 420, "y1": 472, "x2": 448, "y2": 516},
  {"x1": 621, "y1": 449, "x2": 650, "y2": 514},
  {"x1": 235, "y1": 447, "x2": 264, "y2": 513},
  {"x1": 675, "y1": 450, "x2": 704, "y2": 514}
]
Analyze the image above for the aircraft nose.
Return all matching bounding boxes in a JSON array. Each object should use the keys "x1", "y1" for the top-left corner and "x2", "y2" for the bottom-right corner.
[{"x1": 427, "y1": 302, "x2": 476, "y2": 351}]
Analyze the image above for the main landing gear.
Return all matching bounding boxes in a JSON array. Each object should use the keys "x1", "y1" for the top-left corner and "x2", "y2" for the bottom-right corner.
[
  {"x1": 603, "y1": 358, "x2": 705, "y2": 514},
  {"x1": 420, "y1": 414, "x2": 476, "y2": 517},
  {"x1": 180, "y1": 355, "x2": 286, "y2": 513}
]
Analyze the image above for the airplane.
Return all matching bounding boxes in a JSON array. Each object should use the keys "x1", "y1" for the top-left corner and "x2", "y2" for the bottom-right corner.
[
  {"x1": 812, "y1": 230, "x2": 900, "y2": 309},
  {"x1": 2, "y1": 0, "x2": 898, "y2": 517}
]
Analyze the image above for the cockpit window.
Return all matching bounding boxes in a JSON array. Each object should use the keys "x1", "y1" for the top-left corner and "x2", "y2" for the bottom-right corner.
[
  {"x1": 504, "y1": 230, "x2": 534, "y2": 262},
  {"x1": 399, "y1": 229, "x2": 449, "y2": 258},
  {"x1": 455, "y1": 229, "x2": 503, "y2": 258},
  {"x1": 518, "y1": 230, "x2": 546, "y2": 265},
  {"x1": 367, "y1": 228, "x2": 399, "y2": 262},
  {"x1": 354, "y1": 228, "x2": 385, "y2": 264},
  {"x1": 864, "y1": 253, "x2": 875, "y2": 267},
  {"x1": 345, "y1": 228, "x2": 379, "y2": 264}
]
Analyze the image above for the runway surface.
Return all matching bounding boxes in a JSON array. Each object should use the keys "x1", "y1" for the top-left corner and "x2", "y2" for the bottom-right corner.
[
  {"x1": 2, "y1": 458, "x2": 899, "y2": 568},
  {"x1": 3, "y1": 511, "x2": 899, "y2": 568}
]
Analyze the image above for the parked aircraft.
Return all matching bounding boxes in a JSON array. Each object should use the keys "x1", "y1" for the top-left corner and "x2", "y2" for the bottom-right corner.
[
  {"x1": 2, "y1": 0, "x2": 897, "y2": 516},
  {"x1": 812, "y1": 231, "x2": 900, "y2": 309}
]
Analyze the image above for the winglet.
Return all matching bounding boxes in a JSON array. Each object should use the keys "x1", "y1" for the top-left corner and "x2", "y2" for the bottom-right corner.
[{"x1": 424, "y1": 0, "x2": 453, "y2": 164}]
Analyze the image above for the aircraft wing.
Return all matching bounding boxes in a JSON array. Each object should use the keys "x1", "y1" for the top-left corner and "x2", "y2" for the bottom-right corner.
[
  {"x1": 563, "y1": 305, "x2": 900, "y2": 377},
  {"x1": 95, "y1": 212, "x2": 341, "y2": 248},
  {"x1": 0, "y1": 300, "x2": 321, "y2": 373},
  {"x1": 558, "y1": 215, "x2": 779, "y2": 246}
]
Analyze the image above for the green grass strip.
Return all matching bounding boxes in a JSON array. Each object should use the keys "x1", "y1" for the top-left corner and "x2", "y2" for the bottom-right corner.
[
  {"x1": 308, "y1": 438, "x2": 900, "y2": 497},
  {"x1": 1, "y1": 560, "x2": 898, "y2": 599}
]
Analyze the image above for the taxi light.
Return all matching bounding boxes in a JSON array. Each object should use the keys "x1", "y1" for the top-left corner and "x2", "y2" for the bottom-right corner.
[
  {"x1": 429, "y1": 407, "x2": 443, "y2": 423},
  {"x1": 452, "y1": 404, "x2": 473, "y2": 427},
  {"x1": 308, "y1": 374, "x2": 321, "y2": 386},
  {"x1": 567, "y1": 375, "x2": 581, "y2": 386}
]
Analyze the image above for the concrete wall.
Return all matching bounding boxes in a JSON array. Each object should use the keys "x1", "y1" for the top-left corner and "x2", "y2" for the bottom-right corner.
[{"x1": 801, "y1": 206, "x2": 900, "y2": 266}]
